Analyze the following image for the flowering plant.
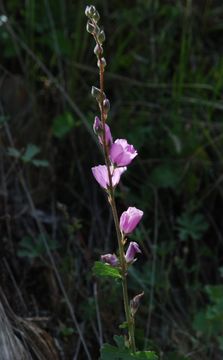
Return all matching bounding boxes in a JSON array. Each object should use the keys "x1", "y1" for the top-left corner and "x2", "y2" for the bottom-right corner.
[{"x1": 85, "y1": 5, "x2": 157, "y2": 359}]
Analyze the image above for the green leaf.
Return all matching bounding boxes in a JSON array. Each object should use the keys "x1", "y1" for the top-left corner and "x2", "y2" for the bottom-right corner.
[
  {"x1": 100, "y1": 343, "x2": 131, "y2": 360},
  {"x1": 177, "y1": 212, "x2": 209, "y2": 241},
  {"x1": 17, "y1": 249, "x2": 39, "y2": 258},
  {"x1": 7, "y1": 147, "x2": 21, "y2": 158},
  {"x1": 119, "y1": 321, "x2": 128, "y2": 329},
  {"x1": 114, "y1": 335, "x2": 126, "y2": 349},
  {"x1": 205, "y1": 285, "x2": 223, "y2": 303},
  {"x1": 59, "y1": 326, "x2": 75, "y2": 337},
  {"x1": 100, "y1": 344, "x2": 157, "y2": 360},
  {"x1": 150, "y1": 164, "x2": 180, "y2": 189},
  {"x1": 22, "y1": 144, "x2": 41, "y2": 162},
  {"x1": 32, "y1": 159, "x2": 49, "y2": 167},
  {"x1": 17, "y1": 235, "x2": 59, "y2": 259},
  {"x1": 17, "y1": 237, "x2": 42, "y2": 259},
  {"x1": 93, "y1": 261, "x2": 121, "y2": 279},
  {"x1": 52, "y1": 112, "x2": 75, "y2": 138},
  {"x1": 164, "y1": 352, "x2": 187, "y2": 360},
  {"x1": 8, "y1": 144, "x2": 48, "y2": 167},
  {"x1": 100, "y1": 335, "x2": 158, "y2": 360},
  {"x1": 0, "y1": 115, "x2": 9, "y2": 124},
  {"x1": 135, "y1": 351, "x2": 158, "y2": 359}
]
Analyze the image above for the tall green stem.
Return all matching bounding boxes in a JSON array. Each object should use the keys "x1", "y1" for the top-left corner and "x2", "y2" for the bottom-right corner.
[
  {"x1": 110, "y1": 198, "x2": 136, "y2": 353},
  {"x1": 94, "y1": 33, "x2": 136, "y2": 353}
]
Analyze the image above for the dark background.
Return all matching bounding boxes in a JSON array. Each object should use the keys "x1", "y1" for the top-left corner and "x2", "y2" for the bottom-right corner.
[{"x1": 0, "y1": 1, "x2": 223, "y2": 359}]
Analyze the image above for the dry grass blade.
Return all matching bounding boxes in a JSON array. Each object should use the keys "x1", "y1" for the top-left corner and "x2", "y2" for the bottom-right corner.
[
  {"x1": 0, "y1": 301, "x2": 28, "y2": 360},
  {"x1": 0, "y1": 289, "x2": 59, "y2": 360}
]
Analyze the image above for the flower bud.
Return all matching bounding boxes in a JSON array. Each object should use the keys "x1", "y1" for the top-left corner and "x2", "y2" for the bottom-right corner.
[
  {"x1": 120, "y1": 207, "x2": 143, "y2": 234},
  {"x1": 94, "y1": 44, "x2": 102, "y2": 57},
  {"x1": 97, "y1": 57, "x2": 107, "y2": 69},
  {"x1": 125, "y1": 241, "x2": 141, "y2": 263},
  {"x1": 93, "y1": 116, "x2": 100, "y2": 134},
  {"x1": 130, "y1": 292, "x2": 144, "y2": 316},
  {"x1": 86, "y1": 21, "x2": 95, "y2": 34},
  {"x1": 91, "y1": 86, "x2": 101, "y2": 98},
  {"x1": 94, "y1": 24, "x2": 100, "y2": 36},
  {"x1": 98, "y1": 30, "x2": 105, "y2": 44},
  {"x1": 103, "y1": 99, "x2": 110, "y2": 114},
  {"x1": 93, "y1": 116, "x2": 113, "y2": 147},
  {"x1": 101, "y1": 253, "x2": 119, "y2": 267},
  {"x1": 85, "y1": 6, "x2": 91, "y2": 17},
  {"x1": 91, "y1": 86, "x2": 105, "y2": 102},
  {"x1": 88, "y1": 5, "x2": 96, "y2": 17},
  {"x1": 92, "y1": 10, "x2": 100, "y2": 22}
]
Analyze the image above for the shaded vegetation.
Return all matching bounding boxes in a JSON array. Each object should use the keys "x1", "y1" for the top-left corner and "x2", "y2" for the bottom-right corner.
[{"x1": 0, "y1": 0, "x2": 223, "y2": 359}]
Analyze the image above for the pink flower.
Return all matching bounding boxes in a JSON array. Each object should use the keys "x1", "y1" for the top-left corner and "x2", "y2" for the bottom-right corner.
[
  {"x1": 125, "y1": 241, "x2": 141, "y2": 263},
  {"x1": 92, "y1": 165, "x2": 126, "y2": 189},
  {"x1": 93, "y1": 116, "x2": 113, "y2": 147},
  {"x1": 110, "y1": 139, "x2": 137, "y2": 166},
  {"x1": 120, "y1": 207, "x2": 143, "y2": 234},
  {"x1": 101, "y1": 253, "x2": 119, "y2": 266}
]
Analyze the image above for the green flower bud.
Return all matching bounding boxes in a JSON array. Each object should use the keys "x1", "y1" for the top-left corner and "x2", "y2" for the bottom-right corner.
[
  {"x1": 86, "y1": 21, "x2": 95, "y2": 34},
  {"x1": 91, "y1": 86, "x2": 106, "y2": 102},
  {"x1": 88, "y1": 5, "x2": 96, "y2": 17},
  {"x1": 94, "y1": 44, "x2": 102, "y2": 57},
  {"x1": 94, "y1": 24, "x2": 100, "y2": 36},
  {"x1": 97, "y1": 30, "x2": 105, "y2": 44},
  {"x1": 92, "y1": 10, "x2": 100, "y2": 22},
  {"x1": 91, "y1": 86, "x2": 100, "y2": 97},
  {"x1": 85, "y1": 5, "x2": 98, "y2": 20}
]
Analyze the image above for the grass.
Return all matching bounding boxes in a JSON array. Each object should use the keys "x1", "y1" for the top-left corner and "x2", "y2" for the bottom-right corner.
[{"x1": 0, "y1": 0, "x2": 223, "y2": 358}]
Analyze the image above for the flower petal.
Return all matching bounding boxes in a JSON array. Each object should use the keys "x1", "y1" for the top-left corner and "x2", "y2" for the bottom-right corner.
[
  {"x1": 101, "y1": 253, "x2": 119, "y2": 266},
  {"x1": 110, "y1": 139, "x2": 137, "y2": 166},
  {"x1": 120, "y1": 207, "x2": 143, "y2": 234},
  {"x1": 92, "y1": 165, "x2": 126, "y2": 189},
  {"x1": 125, "y1": 241, "x2": 141, "y2": 263}
]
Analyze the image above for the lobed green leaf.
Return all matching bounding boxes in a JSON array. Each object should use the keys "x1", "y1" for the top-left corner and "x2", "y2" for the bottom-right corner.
[{"x1": 93, "y1": 261, "x2": 121, "y2": 279}]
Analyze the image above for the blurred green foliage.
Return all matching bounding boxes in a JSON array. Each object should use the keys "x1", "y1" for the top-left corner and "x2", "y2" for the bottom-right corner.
[
  {"x1": 18, "y1": 234, "x2": 59, "y2": 260},
  {"x1": 100, "y1": 335, "x2": 158, "y2": 359},
  {"x1": 0, "y1": 0, "x2": 223, "y2": 358},
  {"x1": 193, "y1": 285, "x2": 223, "y2": 350},
  {"x1": 8, "y1": 143, "x2": 49, "y2": 166}
]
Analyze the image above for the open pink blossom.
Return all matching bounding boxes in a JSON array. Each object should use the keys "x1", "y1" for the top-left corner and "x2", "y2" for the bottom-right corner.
[
  {"x1": 125, "y1": 242, "x2": 141, "y2": 263},
  {"x1": 92, "y1": 165, "x2": 126, "y2": 189},
  {"x1": 110, "y1": 139, "x2": 137, "y2": 166},
  {"x1": 101, "y1": 253, "x2": 119, "y2": 266},
  {"x1": 120, "y1": 207, "x2": 143, "y2": 234},
  {"x1": 93, "y1": 116, "x2": 113, "y2": 147}
]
